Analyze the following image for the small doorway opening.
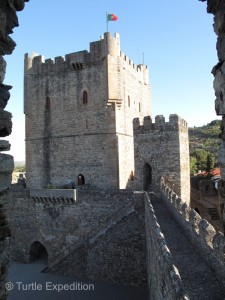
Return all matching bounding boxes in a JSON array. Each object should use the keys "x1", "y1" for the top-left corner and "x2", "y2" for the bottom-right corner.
[
  {"x1": 29, "y1": 241, "x2": 48, "y2": 265},
  {"x1": 143, "y1": 163, "x2": 152, "y2": 191},
  {"x1": 78, "y1": 174, "x2": 85, "y2": 185}
]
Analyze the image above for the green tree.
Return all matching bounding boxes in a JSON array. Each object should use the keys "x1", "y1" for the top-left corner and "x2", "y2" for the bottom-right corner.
[
  {"x1": 190, "y1": 148, "x2": 216, "y2": 173},
  {"x1": 206, "y1": 153, "x2": 214, "y2": 173},
  {"x1": 191, "y1": 149, "x2": 209, "y2": 171},
  {"x1": 14, "y1": 165, "x2": 26, "y2": 172},
  {"x1": 190, "y1": 156, "x2": 198, "y2": 175}
]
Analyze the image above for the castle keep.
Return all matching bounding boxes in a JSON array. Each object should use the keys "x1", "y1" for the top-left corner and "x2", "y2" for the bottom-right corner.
[
  {"x1": 1, "y1": 1, "x2": 225, "y2": 299},
  {"x1": 24, "y1": 32, "x2": 190, "y2": 198},
  {"x1": 24, "y1": 32, "x2": 151, "y2": 190}
]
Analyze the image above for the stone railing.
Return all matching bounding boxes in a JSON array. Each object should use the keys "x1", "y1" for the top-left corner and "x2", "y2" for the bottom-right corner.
[
  {"x1": 160, "y1": 177, "x2": 225, "y2": 286},
  {"x1": 144, "y1": 192, "x2": 189, "y2": 300},
  {"x1": 30, "y1": 189, "x2": 77, "y2": 203}
]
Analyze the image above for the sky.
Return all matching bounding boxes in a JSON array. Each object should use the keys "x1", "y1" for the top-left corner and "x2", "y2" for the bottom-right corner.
[{"x1": 4, "y1": 0, "x2": 219, "y2": 161}]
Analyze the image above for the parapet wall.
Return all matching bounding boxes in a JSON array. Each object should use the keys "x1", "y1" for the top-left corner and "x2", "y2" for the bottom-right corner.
[
  {"x1": 8, "y1": 188, "x2": 147, "y2": 287},
  {"x1": 133, "y1": 114, "x2": 188, "y2": 131},
  {"x1": 145, "y1": 192, "x2": 189, "y2": 300},
  {"x1": 160, "y1": 177, "x2": 225, "y2": 286},
  {"x1": 30, "y1": 189, "x2": 77, "y2": 203}
]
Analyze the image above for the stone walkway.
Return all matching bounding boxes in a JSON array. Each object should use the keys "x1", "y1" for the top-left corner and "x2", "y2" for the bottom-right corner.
[
  {"x1": 8, "y1": 259, "x2": 147, "y2": 300},
  {"x1": 152, "y1": 197, "x2": 225, "y2": 300}
]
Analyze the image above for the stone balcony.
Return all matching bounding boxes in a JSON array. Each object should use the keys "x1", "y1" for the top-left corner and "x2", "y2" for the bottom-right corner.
[{"x1": 30, "y1": 189, "x2": 77, "y2": 203}]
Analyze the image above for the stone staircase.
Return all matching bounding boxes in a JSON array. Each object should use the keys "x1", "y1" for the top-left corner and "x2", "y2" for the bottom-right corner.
[
  {"x1": 151, "y1": 196, "x2": 225, "y2": 300},
  {"x1": 45, "y1": 201, "x2": 135, "y2": 275},
  {"x1": 208, "y1": 207, "x2": 220, "y2": 220}
]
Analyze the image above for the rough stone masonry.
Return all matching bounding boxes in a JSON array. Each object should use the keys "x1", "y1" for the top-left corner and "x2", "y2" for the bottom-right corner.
[
  {"x1": 0, "y1": 1, "x2": 29, "y2": 299},
  {"x1": 199, "y1": 0, "x2": 225, "y2": 230},
  {"x1": 1, "y1": 0, "x2": 225, "y2": 299}
]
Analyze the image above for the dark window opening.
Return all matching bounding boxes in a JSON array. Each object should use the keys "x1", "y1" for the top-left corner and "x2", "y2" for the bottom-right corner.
[
  {"x1": 78, "y1": 174, "x2": 85, "y2": 185},
  {"x1": 128, "y1": 96, "x2": 130, "y2": 107},
  {"x1": 83, "y1": 91, "x2": 88, "y2": 105},
  {"x1": 130, "y1": 171, "x2": 134, "y2": 181},
  {"x1": 45, "y1": 97, "x2": 50, "y2": 110},
  {"x1": 72, "y1": 62, "x2": 84, "y2": 70},
  {"x1": 139, "y1": 102, "x2": 141, "y2": 112}
]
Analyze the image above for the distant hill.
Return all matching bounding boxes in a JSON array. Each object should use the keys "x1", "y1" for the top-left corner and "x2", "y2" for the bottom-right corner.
[
  {"x1": 189, "y1": 120, "x2": 221, "y2": 154},
  {"x1": 14, "y1": 161, "x2": 25, "y2": 167},
  {"x1": 189, "y1": 120, "x2": 221, "y2": 173}
]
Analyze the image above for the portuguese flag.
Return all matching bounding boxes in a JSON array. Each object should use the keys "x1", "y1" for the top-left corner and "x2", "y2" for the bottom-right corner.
[{"x1": 107, "y1": 13, "x2": 118, "y2": 21}]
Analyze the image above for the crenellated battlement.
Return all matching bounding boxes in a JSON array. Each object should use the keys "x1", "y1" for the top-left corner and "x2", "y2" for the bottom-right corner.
[
  {"x1": 160, "y1": 178, "x2": 225, "y2": 285},
  {"x1": 24, "y1": 32, "x2": 122, "y2": 73},
  {"x1": 24, "y1": 32, "x2": 149, "y2": 84},
  {"x1": 24, "y1": 50, "x2": 90, "y2": 72},
  {"x1": 120, "y1": 51, "x2": 148, "y2": 73},
  {"x1": 133, "y1": 114, "x2": 188, "y2": 131}
]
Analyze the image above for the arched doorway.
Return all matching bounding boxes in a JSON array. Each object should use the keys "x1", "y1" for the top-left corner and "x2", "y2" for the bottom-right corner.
[
  {"x1": 143, "y1": 163, "x2": 152, "y2": 191},
  {"x1": 29, "y1": 241, "x2": 48, "y2": 265},
  {"x1": 78, "y1": 174, "x2": 85, "y2": 185}
]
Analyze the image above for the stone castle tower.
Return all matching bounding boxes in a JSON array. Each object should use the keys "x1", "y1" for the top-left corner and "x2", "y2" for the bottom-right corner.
[
  {"x1": 24, "y1": 32, "x2": 151, "y2": 189},
  {"x1": 24, "y1": 32, "x2": 190, "y2": 202}
]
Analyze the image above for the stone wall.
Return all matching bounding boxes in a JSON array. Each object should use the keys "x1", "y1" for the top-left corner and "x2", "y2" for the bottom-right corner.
[
  {"x1": 8, "y1": 188, "x2": 147, "y2": 286},
  {"x1": 24, "y1": 32, "x2": 151, "y2": 190},
  {"x1": 51, "y1": 191, "x2": 147, "y2": 287},
  {"x1": 0, "y1": 1, "x2": 29, "y2": 299},
  {"x1": 200, "y1": 0, "x2": 225, "y2": 231},
  {"x1": 160, "y1": 177, "x2": 225, "y2": 286},
  {"x1": 145, "y1": 192, "x2": 189, "y2": 300},
  {"x1": 133, "y1": 114, "x2": 190, "y2": 205}
]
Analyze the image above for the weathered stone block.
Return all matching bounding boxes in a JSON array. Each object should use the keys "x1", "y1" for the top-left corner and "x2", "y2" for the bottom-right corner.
[
  {"x1": 199, "y1": 219, "x2": 216, "y2": 245},
  {"x1": 217, "y1": 34, "x2": 225, "y2": 61},
  {"x1": 0, "y1": 140, "x2": 10, "y2": 151},
  {"x1": 0, "y1": 109, "x2": 12, "y2": 137},
  {"x1": 0, "y1": 84, "x2": 11, "y2": 109},
  {"x1": 0, "y1": 56, "x2": 6, "y2": 83},
  {"x1": 212, "y1": 232, "x2": 225, "y2": 260},
  {"x1": 0, "y1": 32, "x2": 16, "y2": 56},
  {"x1": 0, "y1": 154, "x2": 14, "y2": 190},
  {"x1": 189, "y1": 209, "x2": 202, "y2": 231}
]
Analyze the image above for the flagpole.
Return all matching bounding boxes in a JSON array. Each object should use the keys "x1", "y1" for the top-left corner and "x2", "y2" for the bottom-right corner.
[{"x1": 106, "y1": 12, "x2": 108, "y2": 32}]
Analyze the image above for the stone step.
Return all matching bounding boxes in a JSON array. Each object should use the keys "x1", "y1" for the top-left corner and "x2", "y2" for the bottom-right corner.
[{"x1": 208, "y1": 208, "x2": 220, "y2": 220}]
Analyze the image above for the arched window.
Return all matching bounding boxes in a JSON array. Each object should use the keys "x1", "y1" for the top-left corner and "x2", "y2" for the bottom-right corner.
[
  {"x1": 128, "y1": 95, "x2": 130, "y2": 107},
  {"x1": 130, "y1": 171, "x2": 134, "y2": 181},
  {"x1": 83, "y1": 90, "x2": 88, "y2": 105},
  {"x1": 78, "y1": 174, "x2": 85, "y2": 185},
  {"x1": 139, "y1": 102, "x2": 141, "y2": 112},
  {"x1": 45, "y1": 97, "x2": 50, "y2": 110}
]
